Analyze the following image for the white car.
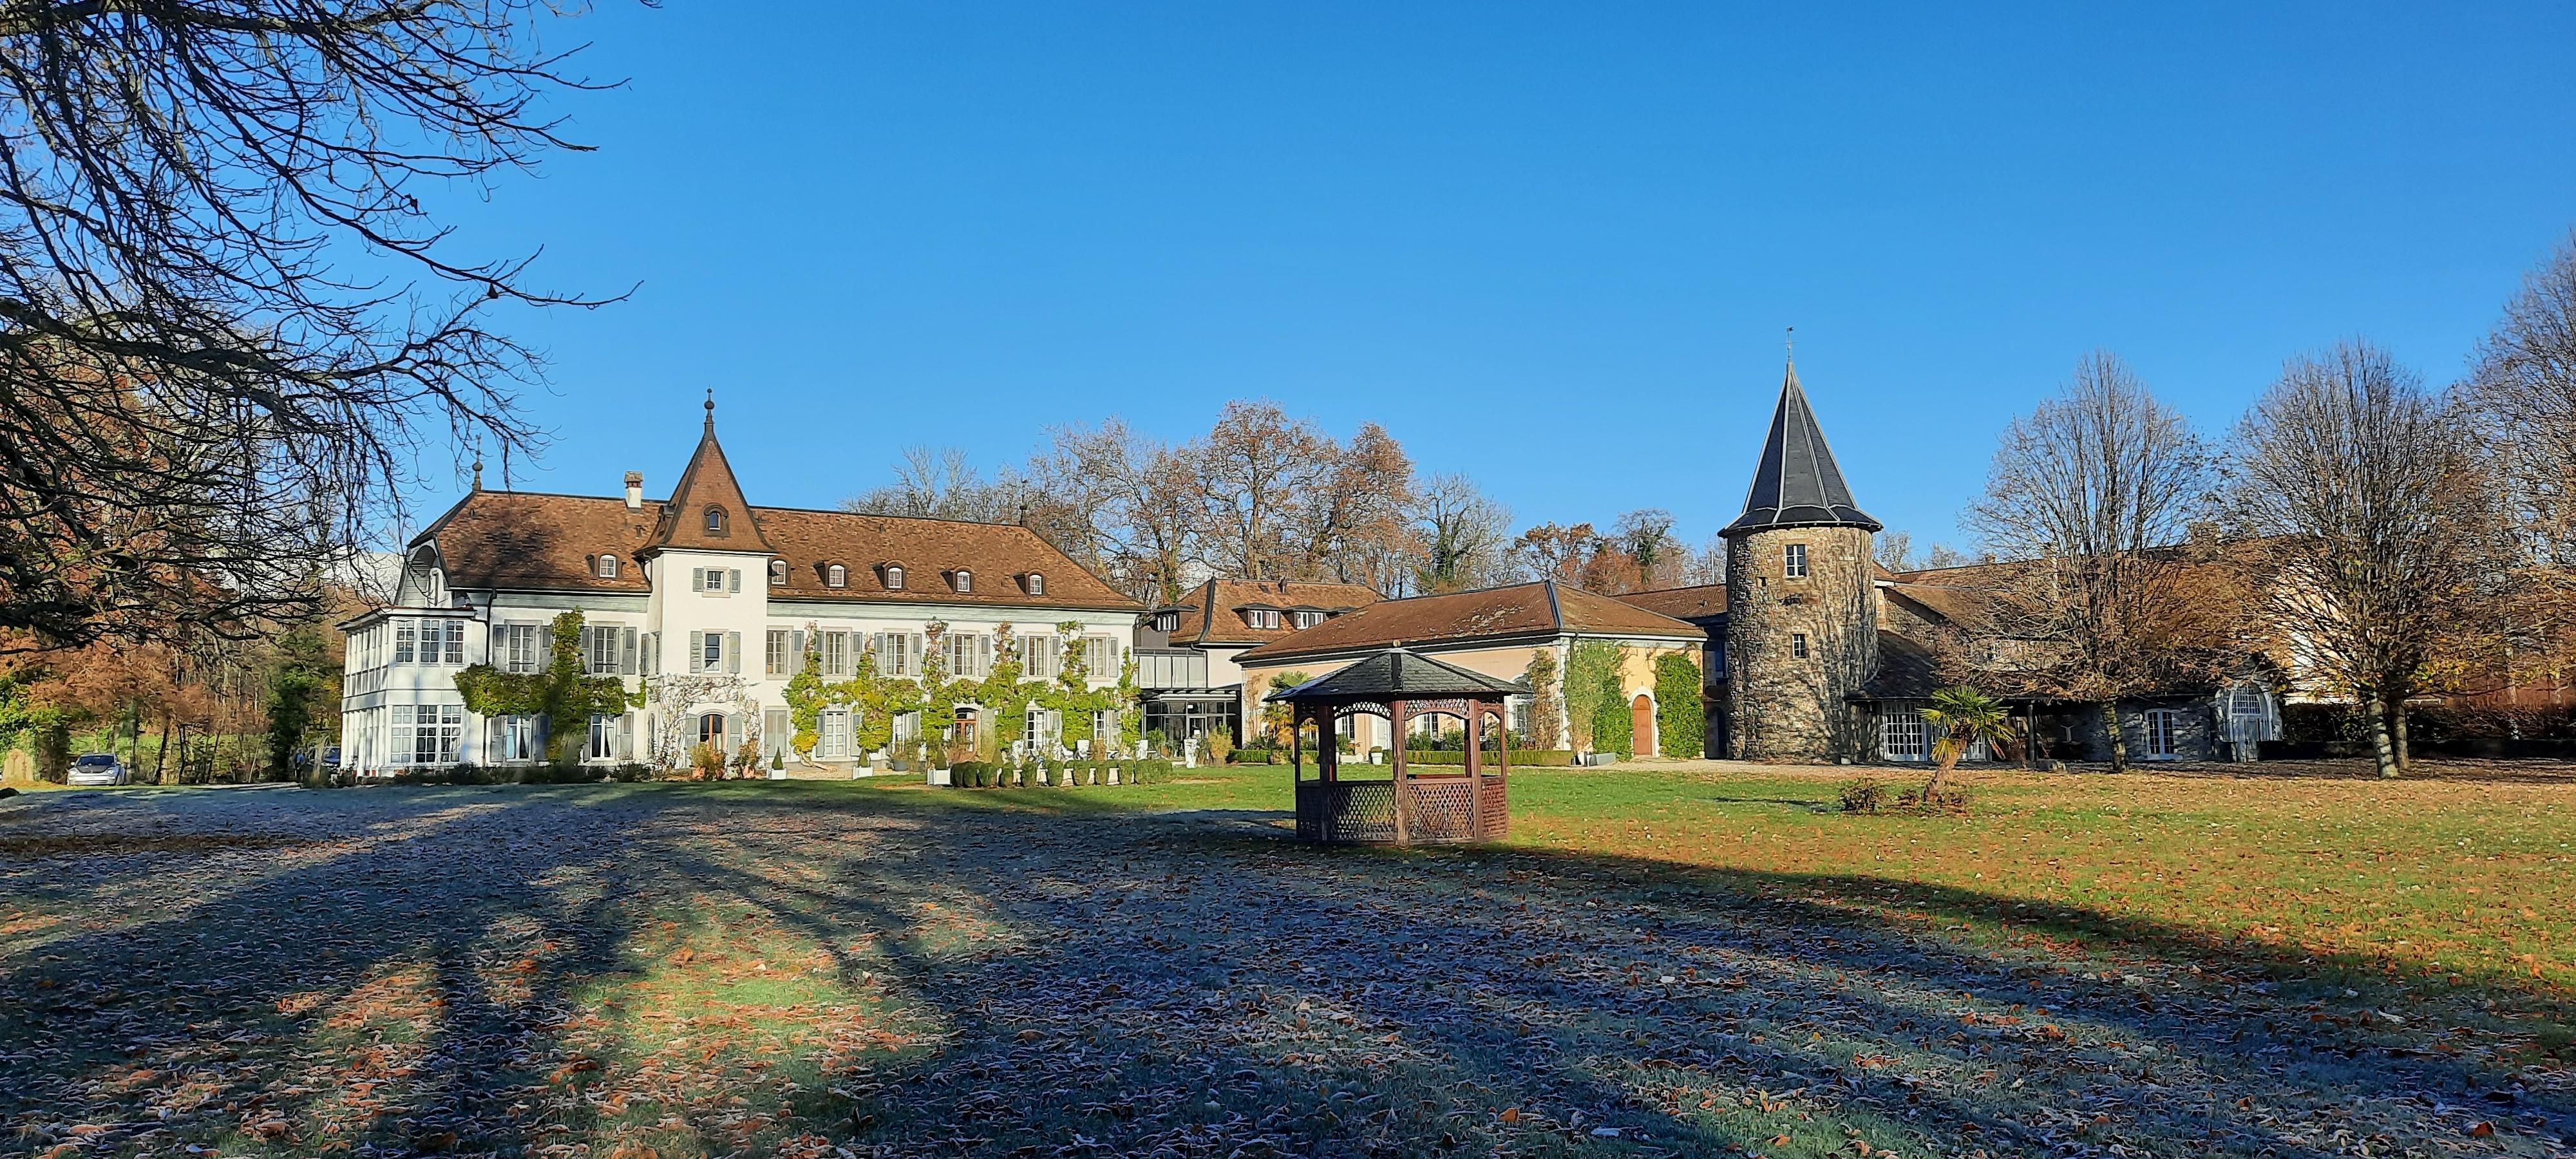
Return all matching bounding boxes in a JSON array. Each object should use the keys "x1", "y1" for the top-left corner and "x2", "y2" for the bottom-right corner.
[{"x1": 66, "y1": 753, "x2": 129, "y2": 786}]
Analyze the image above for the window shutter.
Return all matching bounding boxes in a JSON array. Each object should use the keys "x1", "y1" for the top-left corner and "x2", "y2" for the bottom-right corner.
[
  {"x1": 730, "y1": 569, "x2": 742, "y2": 592},
  {"x1": 617, "y1": 714, "x2": 634, "y2": 760},
  {"x1": 621, "y1": 627, "x2": 638, "y2": 675},
  {"x1": 537, "y1": 625, "x2": 554, "y2": 665},
  {"x1": 726, "y1": 631, "x2": 743, "y2": 674},
  {"x1": 688, "y1": 630, "x2": 705, "y2": 673},
  {"x1": 790, "y1": 630, "x2": 806, "y2": 675},
  {"x1": 643, "y1": 632, "x2": 659, "y2": 675}
]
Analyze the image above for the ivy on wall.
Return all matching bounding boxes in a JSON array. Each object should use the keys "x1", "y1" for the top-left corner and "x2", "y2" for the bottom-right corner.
[
  {"x1": 1520, "y1": 650, "x2": 1560, "y2": 748},
  {"x1": 453, "y1": 610, "x2": 643, "y2": 762},
  {"x1": 783, "y1": 620, "x2": 1139, "y2": 760},
  {"x1": 1654, "y1": 651, "x2": 1705, "y2": 759},
  {"x1": 1563, "y1": 639, "x2": 1625, "y2": 755}
]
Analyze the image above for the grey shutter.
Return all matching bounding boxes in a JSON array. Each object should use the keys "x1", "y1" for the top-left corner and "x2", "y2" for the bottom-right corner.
[
  {"x1": 621, "y1": 627, "x2": 638, "y2": 675},
  {"x1": 690, "y1": 567, "x2": 705, "y2": 590},
  {"x1": 729, "y1": 569, "x2": 742, "y2": 592},
  {"x1": 688, "y1": 630, "x2": 705, "y2": 674},
  {"x1": 643, "y1": 631, "x2": 658, "y2": 675},
  {"x1": 726, "y1": 631, "x2": 742, "y2": 674},
  {"x1": 537, "y1": 625, "x2": 554, "y2": 666},
  {"x1": 616, "y1": 714, "x2": 633, "y2": 760},
  {"x1": 790, "y1": 630, "x2": 806, "y2": 675}
]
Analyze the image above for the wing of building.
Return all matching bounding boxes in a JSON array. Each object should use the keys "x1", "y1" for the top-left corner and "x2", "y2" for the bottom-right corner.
[
  {"x1": 337, "y1": 399, "x2": 1142, "y2": 775},
  {"x1": 1130, "y1": 578, "x2": 1383, "y2": 742},
  {"x1": 1605, "y1": 357, "x2": 2280, "y2": 765}
]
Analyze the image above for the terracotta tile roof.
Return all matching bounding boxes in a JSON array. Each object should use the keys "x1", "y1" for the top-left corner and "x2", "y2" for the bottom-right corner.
[
  {"x1": 413, "y1": 490, "x2": 1140, "y2": 611},
  {"x1": 652, "y1": 412, "x2": 775, "y2": 552},
  {"x1": 1168, "y1": 579, "x2": 1383, "y2": 646},
  {"x1": 1235, "y1": 581, "x2": 1699, "y2": 664},
  {"x1": 1616, "y1": 583, "x2": 1728, "y2": 621}
]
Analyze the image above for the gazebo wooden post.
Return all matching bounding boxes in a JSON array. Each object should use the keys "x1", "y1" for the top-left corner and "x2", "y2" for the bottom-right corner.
[
  {"x1": 1389, "y1": 699, "x2": 1411, "y2": 845},
  {"x1": 1320, "y1": 710, "x2": 1338, "y2": 782},
  {"x1": 1291, "y1": 706, "x2": 1305, "y2": 783},
  {"x1": 1465, "y1": 703, "x2": 1484, "y2": 838}
]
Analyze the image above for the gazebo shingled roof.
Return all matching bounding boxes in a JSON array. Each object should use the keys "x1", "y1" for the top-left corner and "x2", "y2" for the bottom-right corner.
[{"x1": 1275, "y1": 647, "x2": 1523, "y2": 704}]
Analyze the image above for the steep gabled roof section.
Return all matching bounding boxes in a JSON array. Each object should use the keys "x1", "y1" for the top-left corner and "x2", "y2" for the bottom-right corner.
[
  {"x1": 652, "y1": 397, "x2": 775, "y2": 553},
  {"x1": 1721, "y1": 361, "x2": 1882, "y2": 537},
  {"x1": 1274, "y1": 647, "x2": 1524, "y2": 702}
]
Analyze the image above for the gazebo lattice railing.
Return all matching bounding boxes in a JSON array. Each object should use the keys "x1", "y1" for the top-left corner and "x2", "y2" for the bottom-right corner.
[{"x1": 1277, "y1": 649, "x2": 1517, "y2": 845}]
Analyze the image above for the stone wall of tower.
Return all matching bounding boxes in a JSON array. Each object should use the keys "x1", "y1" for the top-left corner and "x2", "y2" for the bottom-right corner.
[{"x1": 1724, "y1": 525, "x2": 1878, "y2": 761}]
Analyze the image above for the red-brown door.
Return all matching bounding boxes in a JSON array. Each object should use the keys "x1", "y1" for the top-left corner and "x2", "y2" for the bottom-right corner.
[{"x1": 1631, "y1": 693, "x2": 1656, "y2": 757}]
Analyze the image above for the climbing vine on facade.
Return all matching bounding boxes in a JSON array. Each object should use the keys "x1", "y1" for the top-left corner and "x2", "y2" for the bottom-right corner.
[
  {"x1": 1654, "y1": 651, "x2": 1705, "y2": 759},
  {"x1": 453, "y1": 611, "x2": 642, "y2": 762},
  {"x1": 783, "y1": 620, "x2": 1138, "y2": 760}
]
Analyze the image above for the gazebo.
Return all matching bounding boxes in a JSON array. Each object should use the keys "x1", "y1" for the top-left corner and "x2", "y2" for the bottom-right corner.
[{"x1": 1274, "y1": 647, "x2": 1519, "y2": 845}]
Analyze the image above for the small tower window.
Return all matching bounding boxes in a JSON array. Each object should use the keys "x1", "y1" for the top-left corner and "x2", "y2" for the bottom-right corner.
[
  {"x1": 953, "y1": 569, "x2": 973, "y2": 594},
  {"x1": 826, "y1": 564, "x2": 846, "y2": 589},
  {"x1": 884, "y1": 565, "x2": 905, "y2": 590},
  {"x1": 596, "y1": 554, "x2": 620, "y2": 579},
  {"x1": 1783, "y1": 543, "x2": 1809, "y2": 579},
  {"x1": 1791, "y1": 632, "x2": 1810, "y2": 658},
  {"x1": 1026, "y1": 572, "x2": 1045, "y2": 596},
  {"x1": 703, "y1": 506, "x2": 728, "y2": 535},
  {"x1": 769, "y1": 559, "x2": 788, "y2": 586}
]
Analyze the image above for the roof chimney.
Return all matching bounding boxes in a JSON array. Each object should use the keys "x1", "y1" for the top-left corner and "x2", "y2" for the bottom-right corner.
[{"x1": 624, "y1": 471, "x2": 644, "y2": 511}]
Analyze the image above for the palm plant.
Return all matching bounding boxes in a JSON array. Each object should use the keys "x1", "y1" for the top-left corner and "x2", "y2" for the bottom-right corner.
[{"x1": 1920, "y1": 686, "x2": 2018, "y2": 798}]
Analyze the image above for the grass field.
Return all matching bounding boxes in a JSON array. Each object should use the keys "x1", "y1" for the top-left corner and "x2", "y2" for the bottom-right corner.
[{"x1": 3, "y1": 760, "x2": 2571, "y2": 1156}]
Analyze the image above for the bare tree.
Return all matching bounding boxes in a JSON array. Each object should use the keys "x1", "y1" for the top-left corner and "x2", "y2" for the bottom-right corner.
[
  {"x1": 0, "y1": 1, "x2": 615, "y2": 650},
  {"x1": 1678, "y1": 532, "x2": 1727, "y2": 587},
  {"x1": 1412, "y1": 473, "x2": 1511, "y2": 594},
  {"x1": 1874, "y1": 530, "x2": 1919, "y2": 572},
  {"x1": 2468, "y1": 229, "x2": 2576, "y2": 565},
  {"x1": 1614, "y1": 508, "x2": 1678, "y2": 590},
  {"x1": 1188, "y1": 400, "x2": 1334, "y2": 582},
  {"x1": 1294, "y1": 420, "x2": 1416, "y2": 589},
  {"x1": 842, "y1": 446, "x2": 1034, "y2": 523},
  {"x1": 1028, "y1": 419, "x2": 1197, "y2": 605},
  {"x1": 2230, "y1": 341, "x2": 2498, "y2": 777},
  {"x1": 1968, "y1": 352, "x2": 2220, "y2": 771}
]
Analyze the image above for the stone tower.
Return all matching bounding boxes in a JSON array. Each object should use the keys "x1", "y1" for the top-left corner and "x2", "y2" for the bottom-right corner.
[{"x1": 1721, "y1": 361, "x2": 1882, "y2": 761}]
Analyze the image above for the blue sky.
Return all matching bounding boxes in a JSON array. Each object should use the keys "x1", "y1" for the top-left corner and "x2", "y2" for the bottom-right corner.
[{"x1": 421, "y1": 2, "x2": 2576, "y2": 555}]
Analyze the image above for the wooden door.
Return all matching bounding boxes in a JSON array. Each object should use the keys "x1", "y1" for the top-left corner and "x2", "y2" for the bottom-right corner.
[{"x1": 1631, "y1": 694, "x2": 1656, "y2": 757}]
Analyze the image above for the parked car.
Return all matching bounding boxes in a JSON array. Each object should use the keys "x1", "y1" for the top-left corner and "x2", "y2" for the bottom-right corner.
[{"x1": 67, "y1": 753, "x2": 129, "y2": 786}]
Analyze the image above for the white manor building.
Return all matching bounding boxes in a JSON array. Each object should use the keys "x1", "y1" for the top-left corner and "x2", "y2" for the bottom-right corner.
[{"x1": 337, "y1": 399, "x2": 1144, "y2": 775}]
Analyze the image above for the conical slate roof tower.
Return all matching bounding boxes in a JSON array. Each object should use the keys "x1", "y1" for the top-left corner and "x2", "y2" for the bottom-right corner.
[{"x1": 1719, "y1": 361, "x2": 1880, "y2": 538}]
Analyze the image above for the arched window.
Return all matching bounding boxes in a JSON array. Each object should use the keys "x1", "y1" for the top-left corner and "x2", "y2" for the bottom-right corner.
[
  {"x1": 1026, "y1": 572, "x2": 1045, "y2": 596},
  {"x1": 826, "y1": 563, "x2": 846, "y2": 589},
  {"x1": 769, "y1": 559, "x2": 788, "y2": 585},
  {"x1": 883, "y1": 565, "x2": 905, "y2": 590},
  {"x1": 954, "y1": 569, "x2": 974, "y2": 594},
  {"x1": 703, "y1": 506, "x2": 728, "y2": 535},
  {"x1": 596, "y1": 554, "x2": 620, "y2": 579}
]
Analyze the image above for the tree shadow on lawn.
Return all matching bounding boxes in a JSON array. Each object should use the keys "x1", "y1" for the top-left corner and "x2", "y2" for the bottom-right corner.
[
  {"x1": 6, "y1": 783, "x2": 2572, "y2": 1158},
  {"x1": 645, "y1": 790, "x2": 2576, "y2": 1156}
]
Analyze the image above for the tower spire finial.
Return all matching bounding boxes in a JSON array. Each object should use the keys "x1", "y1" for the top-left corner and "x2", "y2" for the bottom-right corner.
[
  {"x1": 703, "y1": 388, "x2": 716, "y2": 433},
  {"x1": 1785, "y1": 325, "x2": 1794, "y2": 365},
  {"x1": 471, "y1": 453, "x2": 484, "y2": 492}
]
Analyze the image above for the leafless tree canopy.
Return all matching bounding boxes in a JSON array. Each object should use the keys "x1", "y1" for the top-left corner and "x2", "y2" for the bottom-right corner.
[
  {"x1": 1412, "y1": 472, "x2": 1511, "y2": 594},
  {"x1": 2468, "y1": 229, "x2": 2576, "y2": 563},
  {"x1": 0, "y1": 0, "x2": 609, "y2": 650},
  {"x1": 1967, "y1": 352, "x2": 2223, "y2": 768},
  {"x1": 2229, "y1": 341, "x2": 2497, "y2": 775}
]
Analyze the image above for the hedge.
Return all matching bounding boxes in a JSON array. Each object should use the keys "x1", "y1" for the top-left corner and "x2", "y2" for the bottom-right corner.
[
  {"x1": 1399, "y1": 749, "x2": 1577, "y2": 767},
  {"x1": 940, "y1": 758, "x2": 1175, "y2": 787}
]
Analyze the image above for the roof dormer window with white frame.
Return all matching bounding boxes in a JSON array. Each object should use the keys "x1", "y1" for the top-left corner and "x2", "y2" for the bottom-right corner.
[
  {"x1": 952, "y1": 569, "x2": 973, "y2": 594},
  {"x1": 882, "y1": 564, "x2": 905, "y2": 590},
  {"x1": 769, "y1": 559, "x2": 788, "y2": 586},
  {"x1": 826, "y1": 563, "x2": 846, "y2": 589},
  {"x1": 596, "y1": 553, "x2": 620, "y2": 580},
  {"x1": 1024, "y1": 572, "x2": 1045, "y2": 596}
]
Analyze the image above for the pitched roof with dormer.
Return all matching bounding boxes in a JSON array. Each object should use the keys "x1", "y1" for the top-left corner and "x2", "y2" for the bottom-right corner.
[
  {"x1": 1159, "y1": 578, "x2": 1383, "y2": 646},
  {"x1": 651, "y1": 397, "x2": 775, "y2": 553}
]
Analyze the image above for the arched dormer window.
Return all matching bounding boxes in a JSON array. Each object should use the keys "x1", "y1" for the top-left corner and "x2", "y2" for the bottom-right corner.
[
  {"x1": 768, "y1": 559, "x2": 788, "y2": 586},
  {"x1": 1023, "y1": 572, "x2": 1046, "y2": 596},
  {"x1": 952, "y1": 569, "x2": 973, "y2": 594},
  {"x1": 826, "y1": 563, "x2": 847, "y2": 589},
  {"x1": 703, "y1": 506, "x2": 728, "y2": 536},
  {"x1": 883, "y1": 564, "x2": 905, "y2": 590},
  {"x1": 596, "y1": 554, "x2": 620, "y2": 580}
]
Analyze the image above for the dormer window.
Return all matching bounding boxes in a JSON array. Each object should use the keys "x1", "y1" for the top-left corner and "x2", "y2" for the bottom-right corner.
[
  {"x1": 596, "y1": 554, "x2": 620, "y2": 580},
  {"x1": 1153, "y1": 611, "x2": 1179, "y2": 633},
  {"x1": 1245, "y1": 608, "x2": 1282, "y2": 630},
  {"x1": 1291, "y1": 610, "x2": 1323, "y2": 629},
  {"x1": 703, "y1": 506, "x2": 728, "y2": 536},
  {"x1": 1025, "y1": 572, "x2": 1045, "y2": 596},
  {"x1": 952, "y1": 569, "x2": 973, "y2": 594},
  {"x1": 883, "y1": 565, "x2": 905, "y2": 590},
  {"x1": 826, "y1": 563, "x2": 846, "y2": 589},
  {"x1": 769, "y1": 559, "x2": 788, "y2": 586}
]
